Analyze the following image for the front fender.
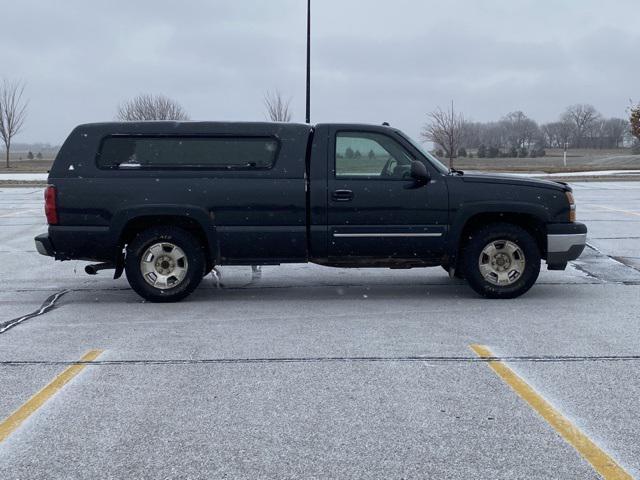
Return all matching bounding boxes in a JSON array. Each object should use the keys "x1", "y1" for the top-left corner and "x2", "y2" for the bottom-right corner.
[{"x1": 446, "y1": 201, "x2": 550, "y2": 259}]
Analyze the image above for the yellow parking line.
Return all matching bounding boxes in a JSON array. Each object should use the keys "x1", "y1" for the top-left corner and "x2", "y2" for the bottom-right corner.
[
  {"x1": 0, "y1": 349, "x2": 103, "y2": 443},
  {"x1": 470, "y1": 344, "x2": 632, "y2": 480}
]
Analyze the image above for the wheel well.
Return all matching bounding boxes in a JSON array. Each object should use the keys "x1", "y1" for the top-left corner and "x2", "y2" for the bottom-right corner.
[
  {"x1": 119, "y1": 216, "x2": 213, "y2": 269},
  {"x1": 457, "y1": 213, "x2": 547, "y2": 258}
]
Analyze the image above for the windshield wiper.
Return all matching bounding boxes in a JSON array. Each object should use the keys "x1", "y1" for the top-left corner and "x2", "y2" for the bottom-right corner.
[{"x1": 449, "y1": 167, "x2": 464, "y2": 175}]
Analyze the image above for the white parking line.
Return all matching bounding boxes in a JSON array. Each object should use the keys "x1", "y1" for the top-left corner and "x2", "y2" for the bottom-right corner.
[
  {"x1": 0, "y1": 209, "x2": 40, "y2": 218},
  {"x1": 585, "y1": 204, "x2": 640, "y2": 217}
]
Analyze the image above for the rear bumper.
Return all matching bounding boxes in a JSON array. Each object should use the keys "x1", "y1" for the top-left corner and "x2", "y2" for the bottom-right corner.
[
  {"x1": 34, "y1": 226, "x2": 117, "y2": 262},
  {"x1": 546, "y1": 222, "x2": 587, "y2": 267},
  {"x1": 35, "y1": 233, "x2": 55, "y2": 257}
]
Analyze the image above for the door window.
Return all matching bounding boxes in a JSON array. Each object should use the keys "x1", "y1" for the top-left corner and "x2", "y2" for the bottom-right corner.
[{"x1": 335, "y1": 132, "x2": 413, "y2": 179}]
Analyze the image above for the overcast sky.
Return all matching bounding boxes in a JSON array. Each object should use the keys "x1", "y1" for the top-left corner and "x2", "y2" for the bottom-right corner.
[{"x1": 2, "y1": 0, "x2": 638, "y2": 144}]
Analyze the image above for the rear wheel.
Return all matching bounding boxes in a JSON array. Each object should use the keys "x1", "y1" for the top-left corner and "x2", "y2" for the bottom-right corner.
[
  {"x1": 125, "y1": 226, "x2": 206, "y2": 302},
  {"x1": 462, "y1": 223, "x2": 540, "y2": 299}
]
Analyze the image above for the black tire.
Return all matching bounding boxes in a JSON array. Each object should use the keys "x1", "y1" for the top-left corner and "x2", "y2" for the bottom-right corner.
[
  {"x1": 462, "y1": 223, "x2": 540, "y2": 299},
  {"x1": 125, "y1": 226, "x2": 206, "y2": 302}
]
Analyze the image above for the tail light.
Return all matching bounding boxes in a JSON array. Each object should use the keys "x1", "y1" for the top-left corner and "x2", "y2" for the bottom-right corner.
[
  {"x1": 44, "y1": 185, "x2": 58, "y2": 225},
  {"x1": 566, "y1": 191, "x2": 576, "y2": 222}
]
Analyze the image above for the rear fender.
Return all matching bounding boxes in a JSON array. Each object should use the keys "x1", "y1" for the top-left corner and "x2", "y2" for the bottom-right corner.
[{"x1": 111, "y1": 205, "x2": 219, "y2": 263}]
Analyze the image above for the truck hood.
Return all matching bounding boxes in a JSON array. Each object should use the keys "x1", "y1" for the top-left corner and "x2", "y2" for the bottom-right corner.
[{"x1": 458, "y1": 172, "x2": 569, "y2": 191}]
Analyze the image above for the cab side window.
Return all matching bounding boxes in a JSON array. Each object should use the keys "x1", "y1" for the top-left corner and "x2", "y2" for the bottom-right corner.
[
  {"x1": 335, "y1": 132, "x2": 413, "y2": 179},
  {"x1": 97, "y1": 136, "x2": 278, "y2": 169}
]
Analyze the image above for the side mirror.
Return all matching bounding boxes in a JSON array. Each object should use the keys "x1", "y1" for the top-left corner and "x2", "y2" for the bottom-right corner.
[{"x1": 409, "y1": 160, "x2": 430, "y2": 184}]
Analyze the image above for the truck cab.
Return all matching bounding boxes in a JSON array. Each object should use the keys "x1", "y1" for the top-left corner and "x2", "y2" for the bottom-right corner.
[{"x1": 309, "y1": 124, "x2": 449, "y2": 267}]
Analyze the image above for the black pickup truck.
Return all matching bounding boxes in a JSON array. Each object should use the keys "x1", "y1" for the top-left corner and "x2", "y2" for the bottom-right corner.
[{"x1": 35, "y1": 122, "x2": 586, "y2": 302}]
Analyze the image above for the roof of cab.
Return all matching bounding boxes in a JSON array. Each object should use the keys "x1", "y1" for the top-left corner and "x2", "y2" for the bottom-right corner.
[
  {"x1": 72, "y1": 121, "x2": 399, "y2": 135},
  {"x1": 72, "y1": 121, "x2": 314, "y2": 136}
]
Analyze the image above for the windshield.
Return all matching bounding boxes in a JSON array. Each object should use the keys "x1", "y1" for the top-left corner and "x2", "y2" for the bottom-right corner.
[{"x1": 397, "y1": 131, "x2": 450, "y2": 174}]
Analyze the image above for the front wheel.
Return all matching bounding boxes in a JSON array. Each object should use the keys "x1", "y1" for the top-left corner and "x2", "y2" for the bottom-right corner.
[
  {"x1": 125, "y1": 226, "x2": 206, "y2": 302},
  {"x1": 462, "y1": 223, "x2": 540, "y2": 299}
]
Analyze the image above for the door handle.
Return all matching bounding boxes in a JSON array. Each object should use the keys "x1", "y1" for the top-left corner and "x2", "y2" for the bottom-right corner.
[{"x1": 332, "y1": 189, "x2": 354, "y2": 201}]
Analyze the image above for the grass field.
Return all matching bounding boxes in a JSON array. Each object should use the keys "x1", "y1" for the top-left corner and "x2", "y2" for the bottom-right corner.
[
  {"x1": 442, "y1": 148, "x2": 639, "y2": 173},
  {"x1": 1, "y1": 159, "x2": 54, "y2": 173}
]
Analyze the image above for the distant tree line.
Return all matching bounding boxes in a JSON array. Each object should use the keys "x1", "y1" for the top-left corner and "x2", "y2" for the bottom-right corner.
[
  {"x1": 463, "y1": 105, "x2": 629, "y2": 154},
  {"x1": 424, "y1": 103, "x2": 635, "y2": 164}
]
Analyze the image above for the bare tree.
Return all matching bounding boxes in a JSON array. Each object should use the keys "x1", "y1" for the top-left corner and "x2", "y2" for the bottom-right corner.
[
  {"x1": 501, "y1": 111, "x2": 540, "y2": 149},
  {"x1": 561, "y1": 104, "x2": 601, "y2": 148},
  {"x1": 541, "y1": 123, "x2": 558, "y2": 148},
  {"x1": 117, "y1": 94, "x2": 189, "y2": 121},
  {"x1": 478, "y1": 121, "x2": 508, "y2": 150},
  {"x1": 421, "y1": 101, "x2": 465, "y2": 168},
  {"x1": 603, "y1": 118, "x2": 628, "y2": 148},
  {"x1": 263, "y1": 90, "x2": 292, "y2": 122},
  {"x1": 541, "y1": 121, "x2": 574, "y2": 148},
  {"x1": 558, "y1": 120, "x2": 574, "y2": 148},
  {"x1": 461, "y1": 121, "x2": 482, "y2": 148},
  {"x1": 0, "y1": 79, "x2": 28, "y2": 168}
]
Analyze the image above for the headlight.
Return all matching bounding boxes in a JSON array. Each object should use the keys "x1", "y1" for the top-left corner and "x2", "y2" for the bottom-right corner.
[{"x1": 566, "y1": 191, "x2": 576, "y2": 222}]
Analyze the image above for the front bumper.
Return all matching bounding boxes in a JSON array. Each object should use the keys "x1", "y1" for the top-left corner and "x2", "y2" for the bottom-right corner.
[
  {"x1": 34, "y1": 233, "x2": 55, "y2": 257},
  {"x1": 546, "y1": 222, "x2": 587, "y2": 268}
]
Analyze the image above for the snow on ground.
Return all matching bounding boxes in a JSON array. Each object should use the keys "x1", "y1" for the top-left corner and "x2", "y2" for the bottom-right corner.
[
  {"x1": 1, "y1": 183, "x2": 640, "y2": 478},
  {"x1": 519, "y1": 169, "x2": 640, "y2": 177},
  {"x1": 462, "y1": 170, "x2": 640, "y2": 178}
]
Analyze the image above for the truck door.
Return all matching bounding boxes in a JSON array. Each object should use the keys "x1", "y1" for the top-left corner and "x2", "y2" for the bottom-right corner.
[{"x1": 326, "y1": 127, "x2": 449, "y2": 262}]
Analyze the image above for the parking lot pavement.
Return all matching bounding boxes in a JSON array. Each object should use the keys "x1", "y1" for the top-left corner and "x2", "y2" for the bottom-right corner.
[
  {"x1": 1, "y1": 183, "x2": 639, "y2": 479},
  {"x1": 573, "y1": 182, "x2": 640, "y2": 272}
]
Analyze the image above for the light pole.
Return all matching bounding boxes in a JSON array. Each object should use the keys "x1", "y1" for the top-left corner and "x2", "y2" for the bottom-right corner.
[{"x1": 305, "y1": 0, "x2": 311, "y2": 124}]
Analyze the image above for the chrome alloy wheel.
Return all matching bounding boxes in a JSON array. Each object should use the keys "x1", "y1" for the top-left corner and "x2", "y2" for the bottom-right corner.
[
  {"x1": 478, "y1": 240, "x2": 526, "y2": 286},
  {"x1": 140, "y1": 242, "x2": 189, "y2": 289}
]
